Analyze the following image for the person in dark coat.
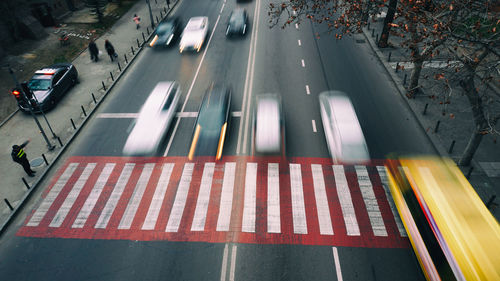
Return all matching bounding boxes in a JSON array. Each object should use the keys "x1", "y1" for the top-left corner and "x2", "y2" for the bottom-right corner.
[
  {"x1": 88, "y1": 39, "x2": 99, "y2": 62},
  {"x1": 11, "y1": 140, "x2": 36, "y2": 177},
  {"x1": 104, "y1": 39, "x2": 117, "y2": 62}
]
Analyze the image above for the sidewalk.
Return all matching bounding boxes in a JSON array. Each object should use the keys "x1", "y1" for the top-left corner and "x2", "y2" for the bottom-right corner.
[
  {"x1": 0, "y1": 0, "x2": 179, "y2": 232},
  {"x1": 361, "y1": 18, "x2": 500, "y2": 220}
]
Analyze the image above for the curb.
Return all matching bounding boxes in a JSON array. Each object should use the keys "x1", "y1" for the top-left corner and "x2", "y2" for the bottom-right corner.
[
  {"x1": 0, "y1": 0, "x2": 180, "y2": 238},
  {"x1": 0, "y1": 108, "x2": 19, "y2": 129}
]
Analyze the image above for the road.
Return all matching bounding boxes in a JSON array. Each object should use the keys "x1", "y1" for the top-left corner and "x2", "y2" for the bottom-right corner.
[{"x1": 0, "y1": 0, "x2": 435, "y2": 280}]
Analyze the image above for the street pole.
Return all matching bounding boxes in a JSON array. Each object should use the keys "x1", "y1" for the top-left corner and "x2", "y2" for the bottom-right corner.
[
  {"x1": 146, "y1": 0, "x2": 155, "y2": 29},
  {"x1": 8, "y1": 67, "x2": 55, "y2": 151},
  {"x1": 21, "y1": 81, "x2": 58, "y2": 139}
]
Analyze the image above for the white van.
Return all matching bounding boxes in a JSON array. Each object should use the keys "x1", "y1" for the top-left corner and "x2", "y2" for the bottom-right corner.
[{"x1": 318, "y1": 91, "x2": 370, "y2": 163}]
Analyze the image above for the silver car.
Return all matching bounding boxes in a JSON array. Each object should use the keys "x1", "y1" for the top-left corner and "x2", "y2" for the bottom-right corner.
[
  {"x1": 123, "y1": 81, "x2": 181, "y2": 156},
  {"x1": 318, "y1": 91, "x2": 370, "y2": 163},
  {"x1": 253, "y1": 93, "x2": 285, "y2": 154},
  {"x1": 179, "y1": 17, "x2": 209, "y2": 53}
]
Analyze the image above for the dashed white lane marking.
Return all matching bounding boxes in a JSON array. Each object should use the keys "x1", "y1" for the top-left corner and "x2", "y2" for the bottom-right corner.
[
  {"x1": 301, "y1": 59, "x2": 305, "y2": 67},
  {"x1": 191, "y1": 162, "x2": 216, "y2": 231},
  {"x1": 166, "y1": 163, "x2": 195, "y2": 232},
  {"x1": 217, "y1": 162, "x2": 236, "y2": 231},
  {"x1": 142, "y1": 163, "x2": 175, "y2": 230},
  {"x1": 298, "y1": 39, "x2": 301, "y2": 46},
  {"x1": 118, "y1": 163, "x2": 155, "y2": 229},
  {"x1": 220, "y1": 3, "x2": 225, "y2": 13},
  {"x1": 267, "y1": 163, "x2": 281, "y2": 233},
  {"x1": 305, "y1": 85, "x2": 310, "y2": 95},
  {"x1": 290, "y1": 164, "x2": 307, "y2": 234},
  {"x1": 355, "y1": 165, "x2": 387, "y2": 236},
  {"x1": 333, "y1": 165, "x2": 360, "y2": 236},
  {"x1": 295, "y1": 23, "x2": 299, "y2": 29},
  {"x1": 311, "y1": 164, "x2": 334, "y2": 235},
  {"x1": 312, "y1": 120, "x2": 317, "y2": 132},
  {"x1": 242, "y1": 163, "x2": 257, "y2": 233},
  {"x1": 229, "y1": 245, "x2": 237, "y2": 281},
  {"x1": 220, "y1": 244, "x2": 229, "y2": 281},
  {"x1": 332, "y1": 247, "x2": 344, "y2": 281}
]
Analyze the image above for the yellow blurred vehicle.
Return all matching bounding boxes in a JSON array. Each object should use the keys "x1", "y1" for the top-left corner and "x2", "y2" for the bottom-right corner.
[{"x1": 385, "y1": 156, "x2": 500, "y2": 281}]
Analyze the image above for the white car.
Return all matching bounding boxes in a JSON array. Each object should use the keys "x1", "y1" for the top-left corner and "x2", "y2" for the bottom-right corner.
[
  {"x1": 318, "y1": 91, "x2": 370, "y2": 164},
  {"x1": 179, "y1": 17, "x2": 209, "y2": 53},
  {"x1": 253, "y1": 93, "x2": 285, "y2": 154},
  {"x1": 122, "y1": 81, "x2": 181, "y2": 156}
]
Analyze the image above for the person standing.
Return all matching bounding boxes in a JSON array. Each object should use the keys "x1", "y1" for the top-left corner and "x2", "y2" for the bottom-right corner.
[
  {"x1": 133, "y1": 14, "x2": 141, "y2": 29},
  {"x1": 104, "y1": 39, "x2": 117, "y2": 62},
  {"x1": 88, "y1": 39, "x2": 99, "y2": 62},
  {"x1": 11, "y1": 140, "x2": 36, "y2": 177}
]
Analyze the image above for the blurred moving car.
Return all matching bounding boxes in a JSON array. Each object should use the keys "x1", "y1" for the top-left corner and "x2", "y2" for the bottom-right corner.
[
  {"x1": 253, "y1": 93, "x2": 285, "y2": 154},
  {"x1": 149, "y1": 17, "x2": 182, "y2": 48},
  {"x1": 226, "y1": 8, "x2": 248, "y2": 37},
  {"x1": 122, "y1": 81, "x2": 181, "y2": 156},
  {"x1": 188, "y1": 85, "x2": 231, "y2": 160},
  {"x1": 318, "y1": 91, "x2": 370, "y2": 163},
  {"x1": 14, "y1": 63, "x2": 78, "y2": 113},
  {"x1": 179, "y1": 16, "x2": 209, "y2": 53}
]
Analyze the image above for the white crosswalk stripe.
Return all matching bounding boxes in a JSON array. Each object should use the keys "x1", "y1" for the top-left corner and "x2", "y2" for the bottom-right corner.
[
  {"x1": 355, "y1": 166, "x2": 387, "y2": 236},
  {"x1": 333, "y1": 165, "x2": 360, "y2": 236},
  {"x1": 377, "y1": 166, "x2": 407, "y2": 237},
  {"x1": 73, "y1": 163, "x2": 115, "y2": 228},
  {"x1": 166, "y1": 163, "x2": 194, "y2": 232},
  {"x1": 217, "y1": 162, "x2": 236, "y2": 232},
  {"x1": 191, "y1": 163, "x2": 215, "y2": 231},
  {"x1": 311, "y1": 164, "x2": 334, "y2": 235},
  {"x1": 267, "y1": 163, "x2": 281, "y2": 233},
  {"x1": 242, "y1": 163, "x2": 257, "y2": 233},
  {"x1": 290, "y1": 164, "x2": 307, "y2": 234},
  {"x1": 142, "y1": 163, "x2": 175, "y2": 230}
]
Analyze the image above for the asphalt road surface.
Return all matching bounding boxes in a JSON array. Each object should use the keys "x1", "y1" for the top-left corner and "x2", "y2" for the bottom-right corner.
[{"x1": 0, "y1": 0, "x2": 436, "y2": 280}]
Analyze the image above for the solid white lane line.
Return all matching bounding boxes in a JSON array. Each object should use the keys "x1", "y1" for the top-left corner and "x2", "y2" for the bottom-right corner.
[
  {"x1": 166, "y1": 163, "x2": 195, "y2": 232},
  {"x1": 164, "y1": 14, "x2": 222, "y2": 156},
  {"x1": 305, "y1": 85, "x2": 310, "y2": 95},
  {"x1": 220, "y1": 244, "x2": 229, "y2": 281},
  {"x1": 298, "y1": 39, "x2": 301, "y2": 46},
  {"x1": 238, "y1": 0, "x2": 261, "y2": 154},
  {"x1": 191, "y1": 162, "x2": 216, "y2": 231},
  {"x1": 50, "y1": 163, "x2": 96, "y2": 228},
  {"x1": 268, "y1": 163, "x2": 281, "y2": 233},
  {"x1": 295, "y1": 23, "x2": 299, "y2": 29},
  {"x1": 333, "y1": 165, "x2": 360, "y2": 236},
  {"x1": 301, "y1": 59, "x2": 305, "y2": 67},
  {"x1": 311, "y1": 164, "x2": 334, "y2": 235},
  {"x1": 220, "y1": 3, "x2": 225, "y2": 13},
  {"x1": 117, "y1": 163, "x2": 155, "y2": 229},
  {"x1": 72, "y1": 163, "x2": 115, "y2": 228},
  {"x1": 312, "y1": 120, "x2": 317, "y2": 132},
  {"x1": 242, "y1": 163, "x2": 257, "y2": 232},
  {"x1": 355, "y1": 165, "x2": 387, "y2": 236},
  {"x1": 27, "y1": 163, "x2": 78, "y2": 227},
  {"x1": 142, "y1": 163, "x2": 175, "y2": 230},
  {"x1": 95, "y1": 163, "x2": 135, "y2": 228},
  {"x1": 290, "y1": 164, "x2": 308, "y2": 234},
  {"x1": 332, "y1": 247, "x2": 344, "y2": 281},
  {"x1": 377, "y1": 166, "x2": 407, "y2": 237},
  {"x1": 229, "y1": 245, "x2": 237, "y2": 281},
  {"x1": 217, "y1": 162, "x2": 236, "y2": 231}
]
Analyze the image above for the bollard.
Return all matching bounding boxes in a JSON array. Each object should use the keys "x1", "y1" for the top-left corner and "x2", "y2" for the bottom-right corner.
[
  {"x1": 118, "y1": 61, "x2": 121, "y2": 72},
  {"x1": 466, "y1": 166, "x2": 474, "y2": 178},
  {"x1": 92, "y1": 93, "x2": 97, "y2": 104},
  {"x1": 102, "y1": 81, "x2": 107, "y2": 91},
  {"x1": 156, "y1": 15, "x2": 159, "y2": 24},
  {"x1": 142, "y1": 32, "x2": 145, "y2": 43},
  {"x1": 155, "y1": 0, "x2": 157, "y2": 4},
  {"x1": 160, "y1": 11, "x2": 163, "y2": 18},
  {"x1": 147, "y1": 27, "x2": 150, "y2": 35},
  {"x1": 71, "y1": 118, "x2": 76, "y2": 130},
  {"x1": 125, "y1": 53, "x2": 128, "y2": 64},
  {"x1": 448, "y1": 140, "x2": 456, "y2": 154},
  {"x1": 57, "y1": 136, "x2": 63, "y2": 147},
  {"x1": 486, "y1": 195, "x2": 497, "y2": 209},
  {"x1": 403, "y1": 74, "x2": 407, "y2": 86},
  {"x1": 164, "y1": 7, "x2": 167, "y2": 13},
  {"x1": 367, "y1": 21, "x2": 370, "y2": 30},
  {"x1": 22, "y1": 177, "x2": 30, "y2": 189},
  {"x1": 81, "y1": 105, "x2": 87, "y2": 117},
  {"x1": 423, "y1": 103, "x2": 429, "y2": 115},
  {"x1": 376, "y1": 34, "x2": 379, "y2": 43},
  {"x1": 372, "y1": 29, "x2": 374, "y2": 37},
  {"x1": 434, "y1": 120, "x2": 440, "y2": 133},
  {"x1": 131, "y1": 46, "x2": 135, "y2": 55},
  {"x1": 110, "y1": 71, "x2": 114, "y2": 81},
  {"x1": 395, "y1": 62, "x2": 399, "y2": 73},
  {"x1": 388, "y1": 52, "x2": 392, "y2": 62},
  {"x1": 137, "y1": 38, "x2": 140, "y2": 48},
  {"x1": 42, "y1": 153, "x2": 49, "y2": 165},
  {"x1": 4, "y1": 199, "x2": 13, "y2": 211}
]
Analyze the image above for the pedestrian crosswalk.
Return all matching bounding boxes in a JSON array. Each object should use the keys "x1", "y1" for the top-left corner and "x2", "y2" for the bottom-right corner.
[{"x1": 18, "y1": 156, "x2": 409, "y2": 248}]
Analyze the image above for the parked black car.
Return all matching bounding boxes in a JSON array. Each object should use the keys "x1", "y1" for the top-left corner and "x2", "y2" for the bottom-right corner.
[
  {"x1": 226, "y1": 9, "x2": 248, "y2": 37},
  {"x1": 15, "y1": 63, "x2": 78, "y2": 113},
  {"x1": 149, "y1": 17, "x2": 182, "y2": 48}
]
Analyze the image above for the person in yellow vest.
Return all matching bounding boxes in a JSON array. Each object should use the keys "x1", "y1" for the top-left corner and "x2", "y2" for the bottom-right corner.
[{"x1": 11, "y1": 140, "x2": 36, "y2": 177}]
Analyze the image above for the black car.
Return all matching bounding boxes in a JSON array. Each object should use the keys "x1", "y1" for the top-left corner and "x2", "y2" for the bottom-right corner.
[
  {"x1": 15, "y1": 63, "x2": 78, "y2": 113},
  {"x1": 149, "y1": 17, "x2": 182, "y2": 48},
  {"x1": 188, "y1": 84, "x2": 232, "y2": 161},
  {"x1": 226, "y1": 9, "x2": 248, "y2": 37}
]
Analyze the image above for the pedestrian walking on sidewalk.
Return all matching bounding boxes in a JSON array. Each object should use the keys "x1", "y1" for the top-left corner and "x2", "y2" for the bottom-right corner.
[
  {"x1": 88, "y1": 39, "x2": 99, "y2": 62},
  {"x1": 11, "y1": 140, "x2": 36, "y2": 177},
  {"x1": 105, "y1": 39, "x2": 118, "y2": 62},
  {"x1": 133, "y1": 14, "x2": 141, "y2": 29}
]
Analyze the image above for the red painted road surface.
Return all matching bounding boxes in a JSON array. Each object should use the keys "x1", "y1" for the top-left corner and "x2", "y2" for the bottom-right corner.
[{"x1": 18, "y1": 156, "x2": 409, "y2": 248}]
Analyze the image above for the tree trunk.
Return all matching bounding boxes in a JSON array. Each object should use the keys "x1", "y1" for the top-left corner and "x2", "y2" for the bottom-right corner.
[
  {"x1": 378, "y1": 0, "x2": 397, "y2": 48},
  {"x1": 408, "y1": 58, "x2": 423, "y2": 98}
]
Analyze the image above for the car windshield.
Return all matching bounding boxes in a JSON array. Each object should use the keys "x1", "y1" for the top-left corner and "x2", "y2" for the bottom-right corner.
[
  {"x1": 230, "y1": 12, "x2": 244, "y2": 25},
  {"x1": 198, "y1": 107, "x2": 225, "y2": 132},
  {"x1": 28, "y1": 78, "x2": 51, "y2": 90},
  {"x1": 157, "y1": 22, "x2": 173, "y2": 34},
  {"x1": 186, "y1": 20, "x2": 204, "y2": 31}
]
